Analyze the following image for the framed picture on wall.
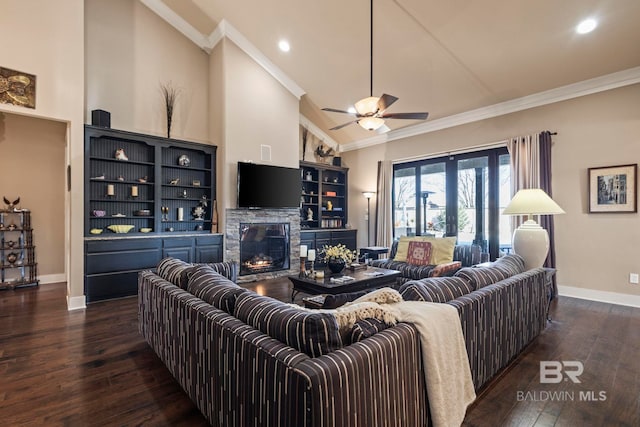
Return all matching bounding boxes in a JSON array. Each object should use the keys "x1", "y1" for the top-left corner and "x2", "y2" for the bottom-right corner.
[{"x1": 588, "y1": 164, "x2": 637, "y2": 213}]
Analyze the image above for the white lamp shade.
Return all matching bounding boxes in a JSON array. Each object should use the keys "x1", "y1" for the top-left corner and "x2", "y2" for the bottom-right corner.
[
  {"x1": 503, "y1": 188, "x2": 565, "y2": 217},
  {"x1": 354, "y1": 96, "x2": 380, "y2": 115},
  {"x1": 503, "y1": 188, "x2": 564, "y2": 270},
  {"x1": 512, "y1": 220, "x2": 550, "y2": 270},
  {"x1": 358, "y1": 116, "x2": 385, "y2": 131}
]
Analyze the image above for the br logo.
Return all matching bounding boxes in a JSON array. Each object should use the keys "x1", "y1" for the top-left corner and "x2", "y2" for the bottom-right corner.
[{"x1": 540, "y1": 361, "x2": 583, "y2": 383}]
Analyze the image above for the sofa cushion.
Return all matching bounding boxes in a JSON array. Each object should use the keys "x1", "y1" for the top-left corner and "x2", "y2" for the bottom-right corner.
[
  {"x1": 156, "y1": 257, "x2": 192, "y2": 289},
  {"x1": 454, "y1": 266, "x2": 509, "y2": 290},
  {"x1": 348, "y1": 318, "x2": 390, "y2": 343},
  {"x1": 399, "y1": 277, "x2": 475, "y2": 303},
  {"x1": 234, "y1": 292, "x2": 342, "y2": 357},
  {"x1": 187, "y1": 265, "x2": 247, "y2": 313},
  {"x1": 430, "y1": 261, "x2": 463, "y2": 277},
  {"x1": 370, "y1": 259, "x2": 436, "y2": 281},
  {"x1": 492, "y1": 254, "x2": 526, "y2": 276},
  {"x1": 199, "y1": 260, "x2": 238, "y2": 282}
]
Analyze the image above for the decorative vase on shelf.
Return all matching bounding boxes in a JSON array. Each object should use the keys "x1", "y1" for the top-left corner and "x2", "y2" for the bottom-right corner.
[{"x1": 327, "y1": 259, "x2": 346, "y2": 274}]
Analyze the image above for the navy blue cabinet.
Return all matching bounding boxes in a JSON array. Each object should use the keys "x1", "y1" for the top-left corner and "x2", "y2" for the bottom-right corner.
[{"x1": 84, "y1": 234, "x2": 223, "y2": 302}]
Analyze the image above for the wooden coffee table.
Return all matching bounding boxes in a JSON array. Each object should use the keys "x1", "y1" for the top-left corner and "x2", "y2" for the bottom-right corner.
[{"x1": 288, "y1": 266, "x2": 401, "y2": 302}]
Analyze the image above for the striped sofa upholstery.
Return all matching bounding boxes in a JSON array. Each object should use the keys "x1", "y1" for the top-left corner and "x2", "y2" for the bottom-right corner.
[
  {"x1": 400, "y1": 256, "x2": 548, "y2": 391},
  {"x1": 139, "y1": 253, "x2": 547, "y2": 426},
  {"x1": 156, "y1": 257, "x2": 239, "y2": 290},
  {"x1": 371, "y1": 241, "x2": 488, "y2": 284},
  {"x1": 139, "y1": 270, "x2": 428, "y2": 426}
]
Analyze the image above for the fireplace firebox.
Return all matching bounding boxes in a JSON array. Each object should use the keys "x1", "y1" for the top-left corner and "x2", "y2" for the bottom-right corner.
[{"x1": 239, "y1": 223, "x2": 290, "y2": 276}]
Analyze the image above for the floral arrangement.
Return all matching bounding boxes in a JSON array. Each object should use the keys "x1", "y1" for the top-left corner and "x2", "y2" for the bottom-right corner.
[{"x1": 319, "y1": 243, "x2": 356, "y2": 264}]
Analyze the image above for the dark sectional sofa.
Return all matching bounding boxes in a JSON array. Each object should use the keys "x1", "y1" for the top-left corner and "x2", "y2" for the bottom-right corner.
[
  {"x1": 370, "y1": 240, "x2": 489, "y2": 283},
  {"x1": 138, "y1": 254, "x2": 548, "y2": 426}
]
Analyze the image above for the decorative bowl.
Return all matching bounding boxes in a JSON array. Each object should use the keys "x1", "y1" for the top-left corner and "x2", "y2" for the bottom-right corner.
[
  {"x1": 92, "y1": 210, "x2": 106, "y2": 217},
  {"x1": 90, "y1": 228, "x2": 103, "y2": 235},
  {"x1": 107, "y1": 224, "x2": 134, "y2": 234},
  {"x1": 140, "y1": 228, "x2": 152, "y2": 233}
]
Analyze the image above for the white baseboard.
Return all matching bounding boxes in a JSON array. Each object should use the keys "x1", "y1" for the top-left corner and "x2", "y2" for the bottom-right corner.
[
  {"x1": 67, "y1": 295, "x2": 86, "y2": 311},
  {"x1": 40, "y1": 273, "x2": 66, "y2": 284},
  {"x1": 558, "y1": 285, "x2": 640, "y2": 308}
]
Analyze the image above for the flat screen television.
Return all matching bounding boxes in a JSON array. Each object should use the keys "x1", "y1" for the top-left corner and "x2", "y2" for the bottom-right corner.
[{"x1": 237, "y1": 162, "x2": 301, "y2": 208}]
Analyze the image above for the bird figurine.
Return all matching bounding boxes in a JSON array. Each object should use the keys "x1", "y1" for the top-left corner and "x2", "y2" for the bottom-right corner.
[
  {"x1": 3, "y1": 196, "x2": 20, "y2": 210},
  {"x1": 114, "y1": 148, "x2": 129, "y2": 161},
  {"x1": 169, "y1": 178, "x2": 180, "y2": 185},
  {"x1": 315, "y1": 144, "x2": 335, "y2": 158}
]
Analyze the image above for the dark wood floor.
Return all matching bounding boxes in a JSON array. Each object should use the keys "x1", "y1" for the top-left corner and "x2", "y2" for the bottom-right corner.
[{"x1": 1, "y1": 279, "x2": 638, "y2": 426}]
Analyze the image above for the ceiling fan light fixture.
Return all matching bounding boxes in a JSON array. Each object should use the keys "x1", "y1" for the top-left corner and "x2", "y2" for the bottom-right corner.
[
  {"x1": 358, "y1": 116, "x2": 385, "y2": 131},
  {"x1": 354, "y1": 96, "x2": 380, "y2": 115}
]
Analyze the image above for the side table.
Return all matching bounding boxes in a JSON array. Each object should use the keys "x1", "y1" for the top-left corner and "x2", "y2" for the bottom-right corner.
[{"x1": 359, "y1": 246, "x2": 389, "y2": 261}]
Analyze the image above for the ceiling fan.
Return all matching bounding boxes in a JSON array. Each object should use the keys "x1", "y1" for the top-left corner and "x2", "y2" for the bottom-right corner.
[{"x1": 322, "y1": 0, "x2": 429, "y2": 133}]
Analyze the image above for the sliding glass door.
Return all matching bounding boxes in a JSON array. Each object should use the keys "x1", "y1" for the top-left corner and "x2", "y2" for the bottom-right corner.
[{"x1": 393, "y1": 148, "x2": 509, "y2": 260}]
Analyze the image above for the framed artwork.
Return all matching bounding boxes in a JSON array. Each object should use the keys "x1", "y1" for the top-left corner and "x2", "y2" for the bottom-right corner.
[
  {"x1": 0, "y1": 67, "x2": 36, "y2": 109},
  {"x1": 588, "y1": 164, "x2": 637, "y2": 213}
]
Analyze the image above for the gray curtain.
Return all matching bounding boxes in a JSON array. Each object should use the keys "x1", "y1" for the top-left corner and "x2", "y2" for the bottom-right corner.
[
  {"x1": 539, "y1": 131, "x2": 558, "y2": 294},
  {"x1": 375, "y1": 160, "x2": 393, "y2": 248},
  {"x1": 507, "y1": 134, "x2": 541, "y2": 231}
]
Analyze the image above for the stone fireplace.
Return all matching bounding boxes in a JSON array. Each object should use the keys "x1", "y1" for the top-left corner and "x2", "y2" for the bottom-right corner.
[{"x1": 226, "y1": 208, "x2": 300, "y2": 283}]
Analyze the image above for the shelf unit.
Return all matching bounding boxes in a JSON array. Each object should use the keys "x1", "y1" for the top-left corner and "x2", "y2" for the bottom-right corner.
[
  {"x1": 0, "y1": 209, "x2": 38, "y2": 289},
  {"x1": 300, "y1": 161, "x2": 348, "y2": 230},
  {"x1": 84, "y1": 125, "x2": 216, "y2": 236}
]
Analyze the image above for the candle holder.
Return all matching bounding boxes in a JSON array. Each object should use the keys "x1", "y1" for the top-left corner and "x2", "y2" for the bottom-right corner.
[{"x1": 299, "y1": 256, "x2": 307, "y2": 277}]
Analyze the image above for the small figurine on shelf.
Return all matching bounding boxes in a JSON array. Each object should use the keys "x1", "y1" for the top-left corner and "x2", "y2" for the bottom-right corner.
[
  {"x1": 117, "y1": 175, "x2": 125, "y2": 181},
  {"x1": 114, "y1": 148, "x2": 128, "y2": 161},
  {"x1": 180, "y1": 189, "x2": 188, "y2": 198},
  {"x1": 306, "y1": 171, "x2": 313, "y2": 181},
  {"x1": 138, "y1": 176, "x2": 148, "y2": 183},
  {"x1": 169, "y1": 178, "x2": 180, "y2": 185},
  {"x1": 3, "y1": 196, "x2": 20, "y2": 211},
  {"x1": 307, "y1": 208, "x2": 313, "y2": 221},
  {"x1": 327, "y1": 201, "x2": 333, "y2": 211}
]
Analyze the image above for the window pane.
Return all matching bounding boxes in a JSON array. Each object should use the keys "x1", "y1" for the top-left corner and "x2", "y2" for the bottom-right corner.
[
  {"x1": 420, "y1": 163, "x2": 446, "y2": 237},
  {"x1": 499, "y1": 154, "x2": 512, "y2": 254},
  {"x1": 457, "y1": 157, "x2": 488, "y2": 247},
  {"x1": 393, "y1": 167, "x2": 416, "y2": 237}
]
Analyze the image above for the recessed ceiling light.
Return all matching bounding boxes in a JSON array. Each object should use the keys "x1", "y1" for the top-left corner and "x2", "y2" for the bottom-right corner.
[
  {"x1": 576, "y1": 18, "x2": 597, "y2": 34},
  {"x1": 278, "y1": 40, "x2": 290, "y2": 52}
]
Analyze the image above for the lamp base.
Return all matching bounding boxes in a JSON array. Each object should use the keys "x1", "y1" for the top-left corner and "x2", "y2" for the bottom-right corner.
[{"x1": 512, "y1": 219, "x2": 549, "y2": 270}]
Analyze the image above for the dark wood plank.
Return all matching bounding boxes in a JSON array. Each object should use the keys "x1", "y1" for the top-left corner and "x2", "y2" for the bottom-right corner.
[{"x1": 1, "y1": 280, "x2": 639, "y2": 426}]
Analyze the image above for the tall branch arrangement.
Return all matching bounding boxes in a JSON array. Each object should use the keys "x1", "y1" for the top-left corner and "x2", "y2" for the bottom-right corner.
[{"x1": 160, "y1": 81, "x2": 180, "y2": 138}]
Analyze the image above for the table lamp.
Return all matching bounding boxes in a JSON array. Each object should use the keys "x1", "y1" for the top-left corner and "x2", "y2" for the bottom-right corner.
[{"x1": 502, "y1": 188, "x2": 565, "y2": 270}]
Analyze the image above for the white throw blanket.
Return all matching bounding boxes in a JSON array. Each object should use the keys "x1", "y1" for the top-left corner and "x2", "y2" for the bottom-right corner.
[{"x1": 389, "y1": 301, "x2": 476, "y2": 427}]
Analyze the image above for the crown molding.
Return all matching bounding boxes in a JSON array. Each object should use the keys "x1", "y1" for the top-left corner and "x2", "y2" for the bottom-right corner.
[
  {"x1": 139, "y1": 1, "x2": 305, "y2": 99},
  {"x1": 342, "y1": 66, "x2": 640, "y2": 152},
  {"x1": 140, "y1": 0, "x2": 210, "y2": 49},
  {"x1": 299, "y1": 115, "x2": 340, "y2": 151}
]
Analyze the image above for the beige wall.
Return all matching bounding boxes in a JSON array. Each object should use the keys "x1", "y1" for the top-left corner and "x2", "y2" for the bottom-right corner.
[
  {"x1": 344, "y1": 84, "x2": 640, "y2": 299},
  {"x1": 0, "y1": 113, "x2": 66, "y2": 277},
  {"x1": 0, "y1": 0, "x2": 84, "y2": 307},
  {"x1": 85, "y1": 0, "x2": 210, "y2": 143},
  {"x1": 217, "y1": 39, "x2": 300, "y2": 224}
]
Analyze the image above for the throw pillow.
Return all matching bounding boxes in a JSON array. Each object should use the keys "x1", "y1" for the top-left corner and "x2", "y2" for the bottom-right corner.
[
  {"x1": 187, "y1": 265, "x2": 246, "y2": 314},
  {"x1": 156, "y1": 257, "x2": 193, "y2": 289},
  {"x1": 393, "y1": 236, "x2": 433, "y2": 262},
  {"x1": 424, "y1": 236, "x2": 457, "y2": 265},
  {"x1": 235, "y1": 292, "x2": 342, "y2": 357},
  {"x1": 406, "y1": 241, "x2": 433, "y2": 266}
]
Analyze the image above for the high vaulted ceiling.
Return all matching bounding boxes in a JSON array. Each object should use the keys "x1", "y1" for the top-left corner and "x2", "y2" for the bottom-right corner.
[{"x1": 152, "y1": 0, "x2": 640, "y2": 147}]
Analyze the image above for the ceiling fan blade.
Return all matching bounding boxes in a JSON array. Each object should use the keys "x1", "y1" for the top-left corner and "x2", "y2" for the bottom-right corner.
[
  {"x1": 381, "y1": 112, "x2": 429, "y2": 120},
  {"x1": 377, "y1": 94, "x2": 399, "y2": 112},
  {"x1": 329, "y1": 120, "x2": 357, "y2": 131},
  {"x1": 322, "y1": 107, "x2": 356, "y2": 115}
]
